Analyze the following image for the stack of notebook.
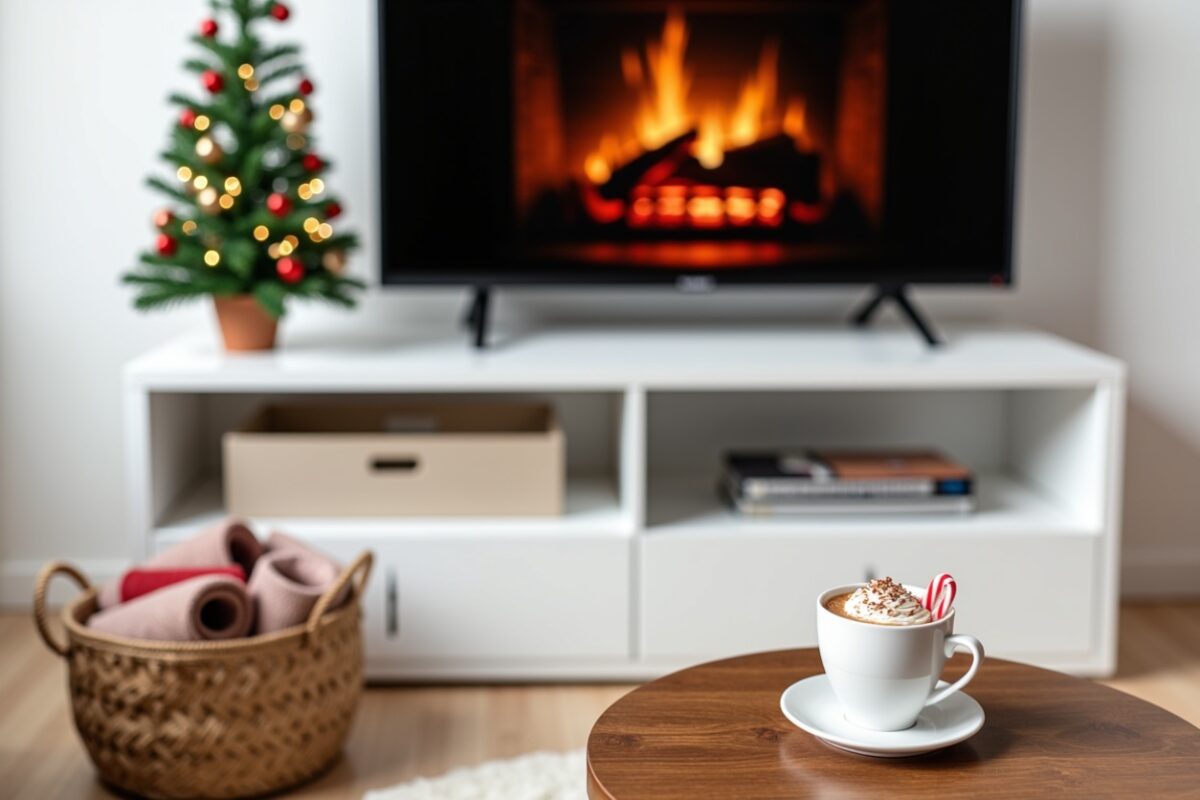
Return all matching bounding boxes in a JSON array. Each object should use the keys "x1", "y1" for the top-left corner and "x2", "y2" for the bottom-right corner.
[{"x1": 722, "y1": 449, "x2": 975, "y2": 514}]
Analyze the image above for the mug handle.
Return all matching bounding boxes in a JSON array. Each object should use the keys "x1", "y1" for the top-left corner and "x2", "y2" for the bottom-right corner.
[{"x1": 925, "y1": 634, "x2": 985, "y2": 708}]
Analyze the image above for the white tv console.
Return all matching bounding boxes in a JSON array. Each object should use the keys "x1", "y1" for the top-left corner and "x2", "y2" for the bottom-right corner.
[{"x1": 125, "y1": 324, "x2": 1125, "y2": 679}]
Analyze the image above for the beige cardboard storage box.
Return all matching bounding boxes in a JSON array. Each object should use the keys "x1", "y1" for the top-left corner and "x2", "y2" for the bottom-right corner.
[{"x1": 224, "y1": 403, "x2": 564, "y2": 517}]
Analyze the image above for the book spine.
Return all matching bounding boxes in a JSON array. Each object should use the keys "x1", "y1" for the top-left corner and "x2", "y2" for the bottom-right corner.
[
  {"x1": 732, "y1": 497, "x2": 976, "y2": 515},
  {"x1": 738, "y1": 477, "x2": 937, "y2": 499}
]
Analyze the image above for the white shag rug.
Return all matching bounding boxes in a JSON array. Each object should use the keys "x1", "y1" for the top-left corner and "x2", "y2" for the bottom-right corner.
[{"x1": 364, "y1": 750, "x2": 586, "y2": 800}]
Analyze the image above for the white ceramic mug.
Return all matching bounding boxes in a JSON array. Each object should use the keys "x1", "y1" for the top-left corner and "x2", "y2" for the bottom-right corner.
[{"x1": 816, "y1": 583, "x2": 984, "y2": 731}]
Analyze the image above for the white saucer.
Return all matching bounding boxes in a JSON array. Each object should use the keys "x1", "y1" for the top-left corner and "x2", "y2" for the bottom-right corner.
[{"x1": 779, "y1": 674, "x2": 984, "y2": 757}]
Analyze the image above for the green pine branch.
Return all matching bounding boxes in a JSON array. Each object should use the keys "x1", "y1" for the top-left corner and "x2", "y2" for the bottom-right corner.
[
  {"x1": 182, "y1": 57, "x2": 218, "y2": 74},
  {"x1": 257, "y1": 44, "x2": 300, "y2": 65},
  {"x1": 145, "y1": 176, "x2": 191, "y2": 203},
  {"x1": 256, "y1": 63, "x2": 302, "y2": 86}
]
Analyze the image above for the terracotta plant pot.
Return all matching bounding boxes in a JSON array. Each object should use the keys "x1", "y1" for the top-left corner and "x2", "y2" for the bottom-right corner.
[{"x1": 213, "y1": 295, "x2": 278, "y2": 351}]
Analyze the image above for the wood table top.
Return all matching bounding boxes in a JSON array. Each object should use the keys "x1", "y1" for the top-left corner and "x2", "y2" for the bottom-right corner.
[{"x1": 587, "y1": 649, "x2": 1200, "y2": 799}]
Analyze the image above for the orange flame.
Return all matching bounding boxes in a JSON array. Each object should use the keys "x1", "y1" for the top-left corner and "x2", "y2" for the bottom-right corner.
[
  {"x1": 633, "y1": 9, "x2": 692, "y2": 150},
  {"x1": 585, "y1": 10, "x2": 809, "y2": 181}
]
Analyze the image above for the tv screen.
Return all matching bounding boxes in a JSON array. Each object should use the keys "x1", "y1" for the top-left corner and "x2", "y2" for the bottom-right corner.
[{"x1": 379, "y1": 0, "x2": 1021, "y2": 287}]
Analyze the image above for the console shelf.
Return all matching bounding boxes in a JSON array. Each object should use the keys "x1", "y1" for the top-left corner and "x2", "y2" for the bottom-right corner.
[
  {"x1": 156, "y1": 474, "x2": 630, "y2": 544},
  {"x1": 125, "y1": 324, "x2": 1125, "y2": 679},
  {"x1": 647, "y1": 470, "x2": 1096, "y2": 539}
]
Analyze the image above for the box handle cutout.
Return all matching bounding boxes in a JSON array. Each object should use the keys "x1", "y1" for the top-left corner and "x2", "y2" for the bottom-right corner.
[{"x1": 370, "y1": 457, "x2": 419, "y2": 473}]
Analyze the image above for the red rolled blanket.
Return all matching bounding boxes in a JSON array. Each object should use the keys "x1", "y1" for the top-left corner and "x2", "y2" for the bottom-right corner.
[
  {"x1": 98, "y1": 518, "x2": 262, "y2": 608},
  {"x1": 119, "y1": 565, "x2": 246, "y2": 603}
]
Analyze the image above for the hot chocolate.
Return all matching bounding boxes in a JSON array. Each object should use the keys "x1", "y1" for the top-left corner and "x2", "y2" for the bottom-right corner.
[{"x1": 824, "y1": 577, "x2": 931, "y2": 626}]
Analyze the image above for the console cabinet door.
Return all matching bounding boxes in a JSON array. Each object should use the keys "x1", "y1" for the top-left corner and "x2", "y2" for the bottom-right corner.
[
  {"x1": 321, "y1": 536, "x2": 630, "y2": 670},
  {"x1": 640, "y1": 532, "x2": 1097, "y2": 665}
]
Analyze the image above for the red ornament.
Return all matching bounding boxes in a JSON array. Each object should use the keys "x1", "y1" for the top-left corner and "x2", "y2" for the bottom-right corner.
[
  {"x1": 179, "y1": 108, "x2": 197, "y2": 128},
  {"x1": 155, "y1": 233, "x2": 178, "y2": 256},
  {"x1": 266, "y1": 192, "x2": 293, "y2": 217},
  {"x1": 153, "y1": 209, "x2": 175, "y2": 229},
  {"x1": 276, "y1": 256, "x2": 304, "y2": 284},
  {"x1": 298, "y1": 77, "x2": 314, "y2": 96},
  {"x1": 199, "y1": 18, "x2": 219, "y2": 38},
  {"x1": 201, "y1": 69, "x2": 224, "y2": 94},
  {"x1": 270, "y1": 3, "x2": 291, "y2": 21},
  {"x1": 302, "y1": 153, "x2": 324, "y2": 172},
  {"x1": 324, "y1": 201, "x2": 342, "y2": 219}
]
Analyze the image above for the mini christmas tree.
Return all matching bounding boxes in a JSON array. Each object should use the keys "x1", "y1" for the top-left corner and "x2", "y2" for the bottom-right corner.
[{"x1": 123, "y1": 0, "x2": 361, "y2": 326}]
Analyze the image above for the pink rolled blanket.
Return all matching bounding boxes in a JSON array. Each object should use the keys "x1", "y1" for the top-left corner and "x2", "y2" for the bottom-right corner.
[
  {"x1": 265, "y1": 530, "x2": 350, "y2": 609},
  {"x1": 249, "y1": 543, "x2": 342, "y2": 634},
  {"x1": 87, "y1": 575, "x2": 253, "y2": 641},
  {"x1": 98, "y1": 518, "x2": 263, "y2": 608}
]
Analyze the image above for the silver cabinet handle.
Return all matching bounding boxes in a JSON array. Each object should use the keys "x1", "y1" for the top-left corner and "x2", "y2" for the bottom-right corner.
[{"x1": 385, "y1": 567, "x2": 399, "y2": 638}]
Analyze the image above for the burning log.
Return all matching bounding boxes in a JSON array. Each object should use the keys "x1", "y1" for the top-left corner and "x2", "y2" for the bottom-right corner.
[
  {"x1": 596, "y1": 130, "x2": 698, "y2": 201},
  {"x1": 675, "y1": 134, "x2": 821, "y2": 204}
]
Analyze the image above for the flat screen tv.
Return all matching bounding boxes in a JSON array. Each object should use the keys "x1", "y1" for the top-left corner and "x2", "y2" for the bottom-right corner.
[{"x1": 379, "y1": 0, "x2": 1022, "y2": 292}]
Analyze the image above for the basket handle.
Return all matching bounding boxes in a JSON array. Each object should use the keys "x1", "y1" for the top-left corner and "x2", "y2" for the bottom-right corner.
[
  {"x1": 33, "y1": 561, "x2": 92, "y2": 657},
  {"x1": 305, "y1": 551, "x2": 373, "y2": 640}
]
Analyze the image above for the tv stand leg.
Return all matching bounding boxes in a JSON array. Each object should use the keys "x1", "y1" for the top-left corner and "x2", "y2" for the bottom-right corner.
[
  {"x1": 462, "y1": 286, "x2": 491, "y2": 349},
  {"x1": 850, "y1": 284, "x2": 942, "y2": 347}
]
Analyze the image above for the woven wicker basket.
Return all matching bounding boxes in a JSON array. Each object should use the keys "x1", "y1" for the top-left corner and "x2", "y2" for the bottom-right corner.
[{"x1": 33, "y1": 551, "x2": 372, "y2": 800}]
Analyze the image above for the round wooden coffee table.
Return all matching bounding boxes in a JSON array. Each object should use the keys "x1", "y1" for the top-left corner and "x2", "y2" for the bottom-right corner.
[{"x1": 587, "y1": 649, "x2": 1200, "y2": 798}]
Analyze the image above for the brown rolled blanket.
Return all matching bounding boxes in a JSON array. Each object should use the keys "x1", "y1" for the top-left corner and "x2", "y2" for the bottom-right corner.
[
  {"x1": 87, "y1": 574, "x2": 253, "y2": 641},
  {"x1": 98, "y1": 518, "x2": 263, "y2": 608}
]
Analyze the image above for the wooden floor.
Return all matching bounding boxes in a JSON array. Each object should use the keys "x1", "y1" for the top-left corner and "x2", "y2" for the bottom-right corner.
[{"x1": 1, "y1": 604, "x2": 1197, "y2": 799}]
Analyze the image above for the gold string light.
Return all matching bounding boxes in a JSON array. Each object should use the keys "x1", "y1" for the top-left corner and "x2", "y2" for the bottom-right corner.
[
  {"x1": 181, "y1": 220, "x2": 198, "y2": 235},
  {"x1": 297, "y1": 182, "x2": 313, "y2": 200},
  {"x1": 237, "y1": 64, "x2": 255, "y2": 79},
  {"x1": 194, "y1": 115, "x2": 211, "y2": 131},
  {"x1": 288, "y1": 98, "x2": 306, "y2": 113},
  {"x1": 203, "y1": 249, "x2": 221, "y2": 267},
  {"x1": 176, "y1": 165, "x2": 193, "y2": 182},
  {"x1": 309, "y1": 178, "x2": 325, "y2": 195},
  {"x1": 317, "y1": 223, "x2": 333, "y2": 239},
  {"x1": 224, "y1": 176, "x2": 242, "y2": 195},
  {"x1": 192, "y1": 175, "x2": 209, "y2": 190},
  {"x1": 253, "y1": 225, "x2": 270, "y2": 241},
  {"x1": 322, "y1": 249, "x2": 347, "y2": 273},
  {"x1": 303, "y1": 217, "x2": 320, "y2": 233},
  {"x1": 195, "y1": 135, "x2": 223, "y2": 164},
  {"x1": 268, "y1": 103, "x2": 285, "y2": 120},
  {"x1": 218, "y1": 193, "x2": 235, "y2": 210},
  {"x1": 196, "y1": 186, "x2": 220, "y2": 213}
]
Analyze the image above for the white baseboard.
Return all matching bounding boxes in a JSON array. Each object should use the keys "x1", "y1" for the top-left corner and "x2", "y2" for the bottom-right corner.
[
  {"x1": 1121, "y1": 546, "x2": 1200, "y2": 598},
  {"x1": 0, "y1": 558, "x2": 128, "y2": 608}
]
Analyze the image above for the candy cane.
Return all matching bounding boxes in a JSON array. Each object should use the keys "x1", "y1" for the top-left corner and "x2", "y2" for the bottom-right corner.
[
  {"x1": 923, "y1": 573, "x2": 957, "y2": 620},
  {"x1": 933, "y1": 579, "x2": 956, "y2": 620}
]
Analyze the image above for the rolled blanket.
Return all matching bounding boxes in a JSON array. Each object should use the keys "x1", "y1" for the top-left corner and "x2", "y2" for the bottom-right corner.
[
  {"x1": 98, "y1": 518, "x2": 263, "y2": 608},
  {"x1": 88, "y1": 575, "x2": 253, "y2": 641},
  {"x1": 119, "y1": 565, "x2": 246, "y2": 603},
  {"x1": 265, "y1": 530, "x2": 321, "y2": 557},
  {"x1": 265, "y1": 530, "x2": 350, "y2": 608},
  {"x1": 249, "y1": 549, "x2": 341, "y2": 634}
]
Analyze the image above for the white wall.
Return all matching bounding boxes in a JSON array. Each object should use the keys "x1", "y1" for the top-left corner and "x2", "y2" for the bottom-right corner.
[
  {"x1": 1096, "y1": 1, "x2": 1200, "y2": 594},
  {"x1": 1, "y1": 1, "x2": 1196, "y2": 599}
]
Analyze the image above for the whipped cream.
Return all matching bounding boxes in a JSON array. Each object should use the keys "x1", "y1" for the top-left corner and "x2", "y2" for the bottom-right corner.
[{"x1": 843, "y1": 578, "x2": 931, "y2": 625}]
